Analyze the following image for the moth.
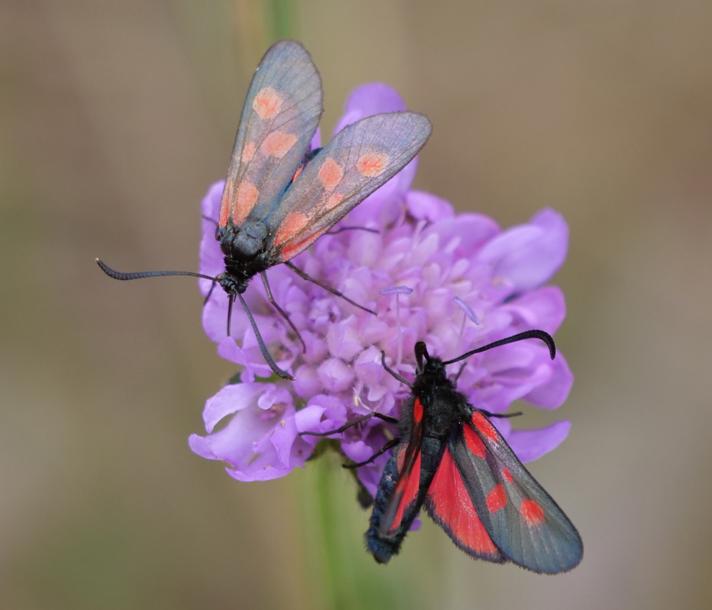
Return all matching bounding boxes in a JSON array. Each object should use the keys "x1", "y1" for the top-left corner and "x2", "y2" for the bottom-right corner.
[
  {"x1": 307, "y1": 330, "x2": 583, "y2": 573},
  {"x1": 97, "y1": 40, "x2": 431, "y2": 378}
]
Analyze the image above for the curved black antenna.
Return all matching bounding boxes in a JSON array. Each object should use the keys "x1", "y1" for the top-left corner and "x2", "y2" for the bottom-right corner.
[
  {"x1": 443, "y1": 329, "x2": 556, "y2": 366},
  {"x1": 96, "y1": 258, "x2": 217, "y2": 283},
  {"x1": 236, "y1": 291, "x2": 293, "y2": 380}
]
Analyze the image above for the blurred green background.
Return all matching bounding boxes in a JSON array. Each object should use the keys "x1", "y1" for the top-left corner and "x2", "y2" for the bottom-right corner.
[{"x1": 3, "y1": 1, "x2": 712, "y2": 608}]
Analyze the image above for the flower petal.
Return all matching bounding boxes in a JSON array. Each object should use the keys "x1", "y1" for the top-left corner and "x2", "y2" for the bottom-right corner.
[
  {"x1": 334, "y1": 82, "x2": 407, "y2": 134},
  {"x1": 507, "y1": 420, "x2": 571, "y2": 463},
  {"x1": 524, "y1": 351, "x2": 574, "y2": 409},
  {"x1": 476, "y1": 208, "x2": 568, "y2": 291}
]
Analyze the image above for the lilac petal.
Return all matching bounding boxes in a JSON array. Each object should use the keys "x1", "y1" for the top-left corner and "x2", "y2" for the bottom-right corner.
[
  {"x1": 317, "y1": 358, "x2": 355, "y2": 392},
  {"x1": 502, "y1": 286, "x2": 566, "y2": 334},
  {"x1": 406, "y1": 190, "x2": 455, "y2": 222},
  {"x1": 507, "y1": 420, "x2": 571, "y2": 463},
  {"x1": 202, "y1": 383, "x2": 264, "y2": 432},
  {"x1": 525, "y1": 351, "x2": 574, "y2": 409},
  {"x1": 426, "y1": 214, "x2": 500, "y2": 258},
  {"x1": 310, "y1": 127, "x2": 321, "y2": 151},
  {"x1": 188, "y1": 383, "x2": 297, "y2": 482},
  {"x1": 476, "y1": 208, "x2": 568, "y2": 292},
  {"x1": 198, "y1": 181, "x2": 225, "y2": 294},
  {"x1": 326, "y1": 317, "x2": 364, "y2": 361},
  {"x1": 293, "y1": 364, "x2": 322, "y2": 399},
  {"x1": 335, "y1": 83, "x2": 407, "y2": 133}
]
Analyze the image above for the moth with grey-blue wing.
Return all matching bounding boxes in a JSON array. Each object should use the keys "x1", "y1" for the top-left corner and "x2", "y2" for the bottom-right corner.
[{"x1": 96, "y1": 40, "x2": 432, "y2": 379}]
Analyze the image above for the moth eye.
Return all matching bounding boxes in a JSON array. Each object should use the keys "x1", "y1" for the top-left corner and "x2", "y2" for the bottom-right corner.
[{"x1": 252, "y1": 87, "x2": 283, "y2": 119}]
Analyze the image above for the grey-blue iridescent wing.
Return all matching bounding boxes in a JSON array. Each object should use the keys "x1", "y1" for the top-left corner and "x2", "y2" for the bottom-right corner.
[
  {"x1": 218, "y1": 40, "x2": 322, "y2": 228},
  {"x1": 264, "y1": 112, "x2": 431, "y2": 262}
]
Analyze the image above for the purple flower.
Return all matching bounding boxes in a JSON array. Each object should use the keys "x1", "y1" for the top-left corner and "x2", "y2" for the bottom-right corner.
[{"x1": 189, "y1": 83, "x2": 574, "y2": 495}]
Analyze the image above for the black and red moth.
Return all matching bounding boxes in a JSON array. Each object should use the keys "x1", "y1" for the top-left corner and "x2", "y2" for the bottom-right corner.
[
  {"x1": 96, "y1": 41, "x2": 431, "y2": 379},
  {"x1": 316, "y1": 330, "x2": 582, "y2": 572}
]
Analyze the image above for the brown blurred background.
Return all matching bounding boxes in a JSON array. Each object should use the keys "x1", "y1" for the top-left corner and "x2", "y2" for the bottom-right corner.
[{"x1": 2, "y1": 1, "x2": 712, "y2": 609}]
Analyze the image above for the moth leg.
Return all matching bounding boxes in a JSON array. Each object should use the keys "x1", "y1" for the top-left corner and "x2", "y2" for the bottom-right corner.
[
  {"x1": 300, "y1": 411, "x2": 397, "y2": 437},
  {"x1": 285, "y1": 262, "x2": 376, "y2": 315},
  {"x1": 327, "y1": 225, "x2": 379, "y2": 236},
  {"x1": 343, "y1": 437, "x2": 400, "y2": 469},
  {"x1": 380, "y1": 350, "x2": 412, "y2": 388},
  {"x1": 260, "y1": 271, "x2": 306, "y2": 352},
  {"x1": 235, "y1": 291, "x2": 293, "y2": 380},
  {"x1": 201, "y1": 214, "x2": 218, "y2": 226},
  {"x1": 477, "y1": 408, "x2": 523, "y2": 419},
  {"x1": 203, "y1": 279, "x2": 218, "y2": 305}
]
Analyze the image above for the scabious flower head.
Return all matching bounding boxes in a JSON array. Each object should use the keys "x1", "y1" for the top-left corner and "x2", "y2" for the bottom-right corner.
[{"x1": 189, "y1": 83, "x2": 574, "y2": 495}]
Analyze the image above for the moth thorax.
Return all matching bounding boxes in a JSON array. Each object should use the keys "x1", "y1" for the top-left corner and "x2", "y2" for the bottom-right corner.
[{"x1": 230, "y1": 220, "x2": 268, "y2": 259}]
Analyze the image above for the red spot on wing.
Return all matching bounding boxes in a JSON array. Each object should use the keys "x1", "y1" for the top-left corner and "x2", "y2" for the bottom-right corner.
[
  {"x1": 232, "y1": 182, "x2": 259, "y2": 225},
  {"x1": 243, "y1": 141, "x2": 256, "y2": 162},
  {"x1": 389, "y1": 451, "x2": 421, "y2": 534},
  {"x1": 486, "y1": 483, "x2": 507, "y2": 513},
  {"x1": 273, "y1": 211, "x2": 309, "y2": 248},
  {"x1": 473, "y1": 412, "x2": 499, "y2": 442},
  {"x1": 292, "y1": 165, "x2": 304, "y2": 182},
  {"x1": 463, "y1": 425, "x2": 486, "y2": 459},
  {"x1": 261, "y1": 131, "x2": 297, "y2": 158},
  {"x1": 413, "y1": 398, "x2": 424, "y2": 424},
  {"x1": 427, "y1": 450, "x2": 499, "y2": 556},
  {"x1": 520, "y1": 499, "x2": 545, "y2": 525},
  {"x1": 501, "y1": 467, "x2": 513, "y2": 483},
  {"x1": 318, "y1": 158, "x2": 344, "y2": 190},
  {"x1": 253, "y1": 87, "x2": 282, "y2": 119},
  {"x1": 356, "y1": 152, "x2": 389, "y2": 177}
]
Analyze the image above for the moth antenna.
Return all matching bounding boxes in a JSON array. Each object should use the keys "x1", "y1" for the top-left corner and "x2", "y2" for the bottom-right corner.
[
  {"x1": 443, "y1": 329, "x2": 556, "y2": 366},
  {"x1": 236, "y1": 291, "x2": 293, "y2": 380},
  {"x1": 96, "y1": 258, "x2": 216, "y2": 282}
]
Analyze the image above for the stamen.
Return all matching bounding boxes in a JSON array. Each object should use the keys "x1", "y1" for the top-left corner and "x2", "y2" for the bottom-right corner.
[{"x1": 381, "y1": 285, "x2": 413, "y2": 365}]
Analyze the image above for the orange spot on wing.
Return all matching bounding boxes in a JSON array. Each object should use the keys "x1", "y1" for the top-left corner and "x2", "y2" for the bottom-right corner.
[
  {"x1": 356, "y1": 151, "x2": 389, "y2": 177},
  {"x1": 413, "y1": 398, "x2": 424, "y2": 423},
  {"x1": 233, "y1": 181, "x2": 259, "y2": 224},
  {"x1": 274, "y1": 211, "x2": 310, "y2": 247},
  {"x1": 253, "y1": 87, "x2": 282, "y2": 119},
  {"x1": 501, "y1": 467, "x2": 513, "y2": 483},
  {"x1": 243, "y1": 141, "x2": 256, "y2": 162},
  {"x1": 261, "y1": 131, "x2": 297, "y2": 158},
  {"x1": 463, "y1": 425, "x2": 486, "y2": 459},
  {"x1": 486, "y1": 484, "x2": 507, "y2": 513},
  {"x1": 473, "y1": 412, "x2": 498, "y2": 442},
  {"x1": 324, "y1": 193, "x2": 344, "y2": 211},
  {"x1": 292, "y1": 165, "x2": 304, "y2": 182},
  {"x1": 318, "y1": 158, "x2": 344, "y2": 190},
  {"x1": 520, "y1": 499, "x2": 545, "y2": 525}
]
